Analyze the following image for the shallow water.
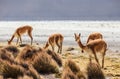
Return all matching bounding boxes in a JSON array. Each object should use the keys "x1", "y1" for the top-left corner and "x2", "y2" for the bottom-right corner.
[{"x1": 0, "y1": 21, "x2": 120, "y2": 51}]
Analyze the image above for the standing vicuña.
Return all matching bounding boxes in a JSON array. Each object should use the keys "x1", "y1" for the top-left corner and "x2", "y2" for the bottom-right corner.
[
  {"x1": 8, "y1": 25, "x2": 33, "y2": 45},
  {"x1": 87, "y1": 32, "x2": 103, "y2": 43},
  {"x1": 44, "y1": 33, "x2": 64, "y2": 54},
  {"x1": 74, "y1": 33, "x2": 107, "y2": 68}
]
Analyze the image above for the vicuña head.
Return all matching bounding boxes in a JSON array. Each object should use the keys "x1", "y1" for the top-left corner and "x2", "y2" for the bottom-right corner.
[
  {"x1": 74, "y1": 33, "x2": 85, "y2": 53},
  {"x1": 44, "y1": 33, "x2": 64, "y2": 54},
  {"x1": 8, "y1": 25, "x2": 33, "y2": 45},
  {"x1": 74, "y1": 33, "x2": 107, "y2": 68}
]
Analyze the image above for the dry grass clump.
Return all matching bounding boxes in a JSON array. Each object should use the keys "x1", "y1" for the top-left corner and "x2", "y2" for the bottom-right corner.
[
  {"x1": 4, "y1": 45, "x2": 20, "y2": 58},
  {"x1": 0, "y1": 49, "x2": 14, "y2": 63},
  {"x1": 15, "y1": 45, "x2": 40, "y2": 64},
  {"x1": 0, "y1": 59, "x2": 24, "y2": 78},
  {"x1": 87, "y1": 62, "x2": 105, "y2": 79},
  {"x1": 65, "y1": 59, "x2": 80, "y2": 74},
  {"x1": 46, "y1": 49, "x2": 62, "y2": 67},
  {"x1": 0, "y1": 45, "x2": 42, "y2": 79},
  {"x1": 16, "y1": 45, "x2": 59, "y2": 74},
  {"x1": 63, "y1": 59, "x2": 86, "y2": 79},
  {"x1": 26, "y1": 65, "x2": 41, "y2": 79},
  {"x1": 32, "y1": 52, "x2": 59, "y2": 74},
  {"x1": 62, "y1": 67, "x2": 78, "y2": 79},
  {"x1": 0, "y1": 59, "x2": 42, "y2": 79}
]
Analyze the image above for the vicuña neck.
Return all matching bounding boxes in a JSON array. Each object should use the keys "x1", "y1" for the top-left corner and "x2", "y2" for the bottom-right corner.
[
  {"x1": 9, "y1": 35, "x2": 15, "y2": 43},
  {"x1": 77, "y1": 39, "x2": 85, "y2": 50}
]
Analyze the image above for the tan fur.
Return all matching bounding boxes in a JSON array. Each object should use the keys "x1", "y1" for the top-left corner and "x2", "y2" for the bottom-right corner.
[
  {"x1": 8, "y1": 25, "x2": 33, "y2": 45},
  {"x1": 44, "y1": 33, "x2": 64, "y2": 54},
  {"x1": 87, "y1": 32, "x2": 103, "y2": 43},
  {"x1": 74, "y1": 33, "x2": 107, "y2": 68}
]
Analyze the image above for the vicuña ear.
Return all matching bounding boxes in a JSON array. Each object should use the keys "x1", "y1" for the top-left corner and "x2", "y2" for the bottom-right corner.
[{"x1": 74, "y1": 33, "x2": 76, "y2": 37}]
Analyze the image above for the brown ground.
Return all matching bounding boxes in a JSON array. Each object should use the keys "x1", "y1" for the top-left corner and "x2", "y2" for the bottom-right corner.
[{"x1": 0, "y1": 42, "x2": 120, "y2": 79}]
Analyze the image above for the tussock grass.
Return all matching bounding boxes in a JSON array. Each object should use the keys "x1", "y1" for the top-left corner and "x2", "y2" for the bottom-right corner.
[
  {"x1": 26, "y1": 65, "x2": 42, "y2": 79},
  {"x1": 0, "y1": 49, "x2": 14, "y2": 63},
  {"x1": 0, "y1": 60, "x2": 24, "y2": 78},
  {"x1": 4, "y1": 45, "x2": 20, "y2": 58},
  {"x1": 16, "y1": 45, "x2": 59, "y2": 74},
  {"x1": 65, "y1": 59, "x2": 80, "y2": 74},
  {"x1": 46, "y1": 49, "x2": 62, "y2": 67},
  {"x1": 0, "y1": 59, "x2": 42, "y2": 79},
  {"x1": 62, "y1": 67, "x2": 78, "y2": 79},
  {"x1": 15, "y1": 45, "x2": 40, "y2": 64},
  {"x1": 32, "y1": 52, "x2": 59, "y2": 74},
  {"x1": 64, "y1": 59, "x2": 86, "y2": 79},
  {"x1": 87, "y1": 62, "x2": 105, "y2": 79}
]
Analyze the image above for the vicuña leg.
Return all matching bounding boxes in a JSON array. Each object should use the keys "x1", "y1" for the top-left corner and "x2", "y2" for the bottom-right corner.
[
  {"x1": 92, "y1": 49, "x2": 101, "y2": 67},
  {"x1": 28, "y1": 30, "x2": 33, "y2": 45},
  {"x1": 102, "y1": 54, "x2": 105, "y2": 68},
  {"x1": 56, "y1": 41, "x2": 60, "y2": 53},
  {"x1": 60, "y1": 42, "x2": 63, "y2": 54},
  {"x1": 18, "y1": 33, "x2": 22, "y2": 44}
]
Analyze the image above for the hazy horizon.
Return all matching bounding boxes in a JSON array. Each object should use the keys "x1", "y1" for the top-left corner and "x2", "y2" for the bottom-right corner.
[{"x1": 0, "y1": 21, "x2": 120, "y2": 51}]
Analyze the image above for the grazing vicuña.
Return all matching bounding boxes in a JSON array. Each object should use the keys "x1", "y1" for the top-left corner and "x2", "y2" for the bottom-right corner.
[
  {"x1": 44, "y1": 33, "x2": 64, "y2": 54},
  {"x1": 8, "y1": 25, "x2": 33, "y2": 45}
]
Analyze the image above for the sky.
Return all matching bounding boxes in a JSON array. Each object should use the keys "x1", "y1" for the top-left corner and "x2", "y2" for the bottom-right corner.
[{"x1": 0, "y1": 0, "x2": 120, "y2": 21}]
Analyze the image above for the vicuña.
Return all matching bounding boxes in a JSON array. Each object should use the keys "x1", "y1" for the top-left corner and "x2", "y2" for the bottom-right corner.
[
  {"x1": 44, "y1": 33, "x2": 64, "y2": 54},
  {"x1": 8, "y1": 25, "x2": 33, "y2": 45},
  {"x1": 74, "y1": 33, "x2": 107, "y2": 68}
]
